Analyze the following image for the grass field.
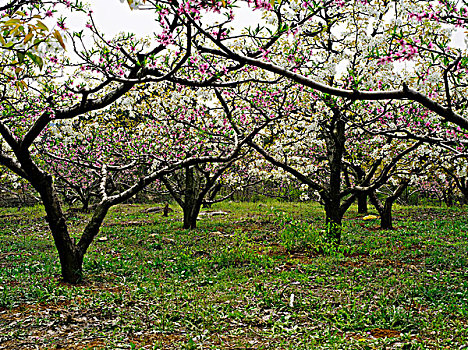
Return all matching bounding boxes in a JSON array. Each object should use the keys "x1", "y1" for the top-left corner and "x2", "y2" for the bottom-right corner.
[{"x1": 0, "y1": 201, "x2": 467, "y2": 349}]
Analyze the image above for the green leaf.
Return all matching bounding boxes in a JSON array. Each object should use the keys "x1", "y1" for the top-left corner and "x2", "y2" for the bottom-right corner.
[
  {"x1": 26, "y1": 52, "x2": 43, "y2": 69},
  {"x1": 53, "y1": 29, "x2": 66, "y2": 49},
  {"x1": 4, "y1": 19, "x2": 20, "y2": 26},
  {"x1": 16, "y1": 51, "x2": 25, "y2": 63},
  {"x1": 35, "y1": 20, "x2": 49, "y2": 31},
  {"x1": 24, "y1": 32, "x2": 33, "y2": 44}
]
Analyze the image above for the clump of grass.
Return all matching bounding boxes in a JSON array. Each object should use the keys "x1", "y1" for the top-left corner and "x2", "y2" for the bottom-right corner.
[
  {"x1": 273, "y1": 209, "x2": 355, "y2": 257},
  {"x1": 276, "y1": 211, "x2": 324, "y2": 252}
]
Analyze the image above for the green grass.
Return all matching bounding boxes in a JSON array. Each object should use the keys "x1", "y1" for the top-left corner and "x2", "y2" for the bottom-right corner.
[{"x1": 0, "y1": 201, "x2": 467, "y2": 349}]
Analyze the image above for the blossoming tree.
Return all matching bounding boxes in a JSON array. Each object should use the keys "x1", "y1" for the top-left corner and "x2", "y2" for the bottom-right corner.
[{"x1": 0, "y1": 0, "x2": 256, "y2": 283}]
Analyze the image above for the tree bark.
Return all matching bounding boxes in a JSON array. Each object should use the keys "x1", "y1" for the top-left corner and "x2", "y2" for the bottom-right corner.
[
  {"x1": 204, "y1": 183, "x2": 222, "y2": 208},
  {"x1": 183, "y1": 166, "x2": 198, "y2": 229},
  {"x1": 357, "y1": 193, "x2": 368, "y2": 214},
  {"x1": 34, "y1": 175, "x2": 85, "y2": 283},
  {"x1": 461, "y1": 183, "x2": 468, "y2": 205},
  {"x1": 183, "y1": 200, "x2": 202, "y2": 229},
  {"x1": 380, "y1": 201, "x2": 393, "y2": 230},
  {"x1": 58, "y1": 248, "x2": 84, "y2": 284},
  {"x1": 324, "y1": 117, "x2": 345, "y2": 244},
  {"x1": 163, "y1": 203, "x2": 170, "y2": 217},
  {"x1": 81, "y1": 197, "x2": 89, "y2": 212},
  {"x1": 162, "y1": 168, "x2": 208, "y2": 229},
  {"x1": 369, "y1": 180, "x2": 409, "y2": 230},
  {"x1": 324, "y1": 204, "x2": 343, "y2": 244}
]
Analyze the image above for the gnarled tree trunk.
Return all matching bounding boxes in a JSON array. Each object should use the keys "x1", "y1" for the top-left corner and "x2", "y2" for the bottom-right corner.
[{"x1": 369, "y1": 179, "x2": 409, "y2": 230}]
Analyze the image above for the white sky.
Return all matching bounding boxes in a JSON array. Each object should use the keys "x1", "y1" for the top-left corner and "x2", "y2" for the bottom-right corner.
[
  {"x1": 62, "y1": 0, "x2": 263, "y2": 41},
  {"x1": 62, "y1": 0, "x2": 160, "y2": 38}
]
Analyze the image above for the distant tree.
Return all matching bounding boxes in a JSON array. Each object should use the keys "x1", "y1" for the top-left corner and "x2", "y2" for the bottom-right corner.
[{"x1": 115, "y1": 0, "x2": 468, "y2": 241}]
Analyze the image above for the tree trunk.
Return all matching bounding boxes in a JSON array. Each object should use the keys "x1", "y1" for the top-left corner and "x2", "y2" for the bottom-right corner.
[
  {"x1": 370, "y1": 180, "x2": 409, "y2": 230},
  {"x1": 204, "y1": 183, "x2": 222, "y2": 208},
  {"x1": 58, "y1": 248, "x2": 84, "y2": 284},
  {"x1": 47, "y1": 209, "x2": 85, "y2": 283},
  {"x1": 34, "y1": 173, "x2": 112, "y2": 284},
  {"x1": 163, "y1": 203, "x2": 170, "y2": 217},
  {"x1": 324, "y1": 118, "x2": 345, "y2": 245},
  {"x1": 461, "y1": 187, "x2": 468, "y2": 205},
  {"x1": 380, "y1": 201, "x2": 393, "y2": 230},
  {"x1": 461, "y1": 178, "x2": 468, "y2": 205},
  {"x1": 325, "y1": 204, "x2": 342, "y2": 244},
  {"x1": 81, "y1": 197, "x2": 89, "y2": 212},
  {"x1": 183, "y1": 166, "x2": 198, "y2": 229},
  {"x1": 34, "y1": 175, "x2": 85, "y2": 283},
  {"x1": 183, "y1": 200, "x2": 202, "y2": 229},
  {"x1": 445, "y1": 188, "x2": 454, "y2": 207},
  {"x1": 357, "y1": 193, "x2": 368, "y2": 214}
]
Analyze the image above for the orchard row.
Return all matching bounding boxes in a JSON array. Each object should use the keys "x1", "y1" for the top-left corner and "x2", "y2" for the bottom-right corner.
[{"x1": 0, "y1": 0, "x2": 467, "y2": 283}]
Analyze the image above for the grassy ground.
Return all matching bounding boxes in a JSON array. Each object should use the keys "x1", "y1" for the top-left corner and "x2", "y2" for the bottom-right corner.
[{"x1": 0, "y1": 201, "x2": 467, "y2": 349}]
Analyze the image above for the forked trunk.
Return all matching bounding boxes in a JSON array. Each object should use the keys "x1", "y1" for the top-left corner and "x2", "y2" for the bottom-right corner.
[
  {"x1": 35, "y1": 175, "x2": 85, "y2": 283},
  {"x1": 370, "y1": 180, "x2": 409, "y2": 230},
  {"x1": 35, "y1": 174, "x2": 111, "y2": 284}
]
